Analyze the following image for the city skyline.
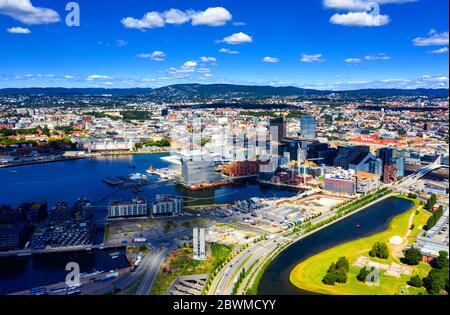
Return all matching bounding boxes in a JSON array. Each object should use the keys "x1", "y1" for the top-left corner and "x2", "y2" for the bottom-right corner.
[{"x1": 1, "y1": 0, "x2": 449, "y2": 89}]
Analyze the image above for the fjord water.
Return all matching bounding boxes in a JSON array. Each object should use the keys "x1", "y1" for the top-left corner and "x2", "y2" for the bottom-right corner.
[
  {"x1": 0, "y1": 154, "x2": 296, "y2": 294},
  {"x1": 0, "y1": 153, "x2": 296, "y2": 209},
  {"x1": 258, "y1": 196, "x2": 414, "y2": 295}
]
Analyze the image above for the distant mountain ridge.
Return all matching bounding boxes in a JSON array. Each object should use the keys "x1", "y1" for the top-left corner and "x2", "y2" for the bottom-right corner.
[{"x1": 0, "y1": 84, "x2": 448, "y2": 97}]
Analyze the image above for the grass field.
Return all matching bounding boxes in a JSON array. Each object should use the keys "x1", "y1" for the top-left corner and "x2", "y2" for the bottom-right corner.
[
  {"x1": 150, "y1": 243, "x2": 232, "y2": 295},
  {"x1": 290, "y1": 196, "x2": 432, "y2": 295}
]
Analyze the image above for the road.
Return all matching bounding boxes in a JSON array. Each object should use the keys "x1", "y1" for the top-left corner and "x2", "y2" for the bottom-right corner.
[
  {"x1": 135, "y1": 247, "x2": 172, "y2": 295},
  {"x1": 210, "y1": 236, "x2": 285, "y2": 295}
]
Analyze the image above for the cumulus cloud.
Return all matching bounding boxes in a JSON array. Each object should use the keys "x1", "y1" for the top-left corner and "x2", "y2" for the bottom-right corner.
[
  {"x1": 200, "y1": 56, "x2": 217, "y2": 62},
  {"x1": 190, "y1": 7, "x2": 232, "y2": 26},
  {"x1": 413, "y1": 30, "x2": 449, "y2": 46},
  {"x1": 301, "y1": 54, "x2": 324, "y2": 63},
  {"x1": 163, "y1": 9, "x2": 191, "y2": 25},
  {"x1": 323, "y1": 0, "x2": 417, "y2": 10},
  {"x1": 121, "y1": 7, "x2": 232, "y2": 30},
  {"x1": 263, "y1": 57, "x2": 279, "y2": 63},
  {"x1": 121, "y1": 11, "x2": 165, "y2": 30},
  {"x1": 345, "y1": 58, "x2": 361, "y2": 63},
  {"x1": 219, "y1": 48, "x2": 239, "y2": 54},
  {"x1": 220, "y1": 32, "x2": 253, "y2": 45},
  {"x1": 137, "y1": 51, "x2": 166, "y2": 61},
  {"x1": 323, "y1": 0, "x2": 370, "y2": 10},
  {"x1": 0, "y1": 0, "x2": 60, "y2": 24},
  {"x1": 330, "y1": 11, "x2": 389, "y2": 26},
  {"x1": 429, "y1": 47, "x2": 449, "y2": 54},
  {"x1": 183, "y1": 60, "x2": 198, "y2": 67},
  {"x1": 6, "y1": 26, "x2": 30, "y2": 34}
]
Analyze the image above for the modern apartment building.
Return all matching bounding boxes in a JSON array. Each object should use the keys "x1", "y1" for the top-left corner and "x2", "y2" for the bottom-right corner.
[{"x1": 108, "y1": 197, "x2": 148, "y2": 218}]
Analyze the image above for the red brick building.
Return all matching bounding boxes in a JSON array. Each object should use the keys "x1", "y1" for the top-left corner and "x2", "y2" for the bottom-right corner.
[
  {"x1": 383, "y1": 163, "x2": 397, "y2": 183},
  {"x1": 222, "y1": 160, "x2": 260, "y2": 177}
]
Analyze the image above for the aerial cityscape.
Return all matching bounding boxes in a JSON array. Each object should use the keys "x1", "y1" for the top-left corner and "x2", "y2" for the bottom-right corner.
[{"x1": 0, "y1": 0, "x2": 449, "y2": 302}]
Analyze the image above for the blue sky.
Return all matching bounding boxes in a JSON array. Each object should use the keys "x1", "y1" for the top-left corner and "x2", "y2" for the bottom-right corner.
[{"x1": 0, "y1": 0, "x2": 448, "y2": 89}]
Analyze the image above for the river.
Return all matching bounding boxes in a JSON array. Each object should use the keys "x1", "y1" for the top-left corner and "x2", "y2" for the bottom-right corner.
[{"x1": 258, "y1": 196, "x2": 414, "y2": 295}]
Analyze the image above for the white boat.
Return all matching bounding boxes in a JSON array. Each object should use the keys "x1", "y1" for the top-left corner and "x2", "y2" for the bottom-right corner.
[{"x1": 110, "y1": 251, "x2": 120, "y2": 259}]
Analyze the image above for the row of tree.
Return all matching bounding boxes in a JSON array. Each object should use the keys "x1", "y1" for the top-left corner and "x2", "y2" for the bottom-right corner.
[{"x1": 426, "y1": 205, "x2": 444, "y2": 230}]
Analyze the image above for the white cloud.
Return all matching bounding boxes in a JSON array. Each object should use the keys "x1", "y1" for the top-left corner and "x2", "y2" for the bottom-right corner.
[
  {"x1": 121, "y1": 11, "x2": 165, "y2": 30},
  {"x1": 64, "y1": 75, "x2": 74, "y2": 79},
  {"x1": 200, "y1": 56, "x2": 217, "y2": 62},
  {"x1": 323, "y1": 0, "x2": 417, "y2": 10},
  {"x1": 0, "y1": 0, "x2": 60, "y2": 25},
  {"x1": 163, "y1": 9, "x2": 191, "y2": 25},
  {"x1": 263, "y1": 57, "x2": 280, "y2": 63},
  {"x1": 190, "y1": 7, "x2": 232, "y2": 26},
  {"x1": 364, "y1": 53, "x2": 391, "y2": 60},
  {"x1": 183, "y1": 60, "x2": 197, "y2": 67},
  {"x1": 220, "y1": 32, "x2": 253, "y2": 45},
  {"x1": 429, "y1": 47, "x2": 449, "y2": 54},
  {"x1": 301, "y1": 54, "x2": 324, "y2": 63},
  {"x1": 345, "y1": 58, "x2": 361, "y2": 63},
  {"x1": 87, "y1": 74, "x2": 112, "y2": 80},
  {"x1": 116, "y1": 40, "x2": 128, "y2": 47},
  {"x1": 323, "y1": 0, "x2": 370, "y2": 10},
  {"x1": 137, "y1": 51, "x2": 166, "y2": 61},
  {"x1": 121, "y1": 7, "x2": 232, "y2": 30},
  {"x1": 219, "y1": 48, "x2": 239, "y2": 54},
  {"x1": 413, "y1": 30, "x2": 449, "y2": 46},
  {"x1": 6, "y1": 26, "x2": 30, "y2": 34},
  {"x1": 330, "y1": 11, "x2": 390, "y2": 26}
]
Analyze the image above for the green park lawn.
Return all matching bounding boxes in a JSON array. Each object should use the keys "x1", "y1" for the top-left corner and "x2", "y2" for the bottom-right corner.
[{"x1": 290, "y1": 196, "x2": 432, "y2": 295}]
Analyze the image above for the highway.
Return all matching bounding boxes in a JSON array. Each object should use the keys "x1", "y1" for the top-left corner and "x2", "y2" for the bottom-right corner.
[
  {"x1": 135, "y1": 246, "x2": 172, "y2": 295},
  {"x1": 210, "y1": 236, "x2": 286, "y2": 295}
]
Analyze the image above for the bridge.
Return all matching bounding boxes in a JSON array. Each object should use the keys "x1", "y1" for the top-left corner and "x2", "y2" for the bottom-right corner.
[{"x1": 397, "y1": 156, "x2": 449, "y2": 188}]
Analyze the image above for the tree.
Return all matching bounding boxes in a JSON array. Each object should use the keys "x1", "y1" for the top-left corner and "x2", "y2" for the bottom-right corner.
[
  {"x1": 322, "y1": 257, "x2": 349, "y2": 285},
  {"x1": 423, "y1": 268, "x2": 448, "y2": 295},
  {"x1": 335, "y1": 268, "x2": 348, "y2": 284},
  {"x1": 322, "y1": 269, "x2": 337, "y2": 285},
  {"x1": 357, "y1": 266, "x2": 371, "y2": 282},
  {"x1": 434, "y1": 251, "x2": 449, "y2": 270},
  {"x1": 336, "y1": 257, "x2": 350, "y2": 273},
  {"x1": 426, "y1": 205, "x2": 444, "y2": 230},
  {"x1": 403, "y1": 247, "x2": 423, "y2": 265},
  {"x1": 425, "y1": 194, "x2": 437, "y2": 211},
  {"x1": 407, "y1": 275, "x2": 423, "y2": 288},
  {"x1": 369, "y1": 242, "x2": 389, "y2": 259}
]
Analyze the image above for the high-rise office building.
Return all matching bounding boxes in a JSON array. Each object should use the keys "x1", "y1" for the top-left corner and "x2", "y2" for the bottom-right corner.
[
  {"x1": 383, "y1": 163, "x2": 397, "y2": 184},
  {"x1": 300, "y1": 116, "x2": 317, "y2": 140},
  {"x1": 269, "y1": 117, "x2": 287, "y2": 143},
  {"x1": 395, "y1": 156, "x2": 405, "y2": 178},
  {"x1": 377, "y1": 147, "x2": 394, "y2": 165},
  {"x1": 193, "y1": 227, "x2": 206, "y2": 260}
]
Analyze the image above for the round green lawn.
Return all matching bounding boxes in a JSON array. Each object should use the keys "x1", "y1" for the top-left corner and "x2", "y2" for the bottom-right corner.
[{"x1": 290, "y1": 197, "x2": 432, "y2": 295}]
